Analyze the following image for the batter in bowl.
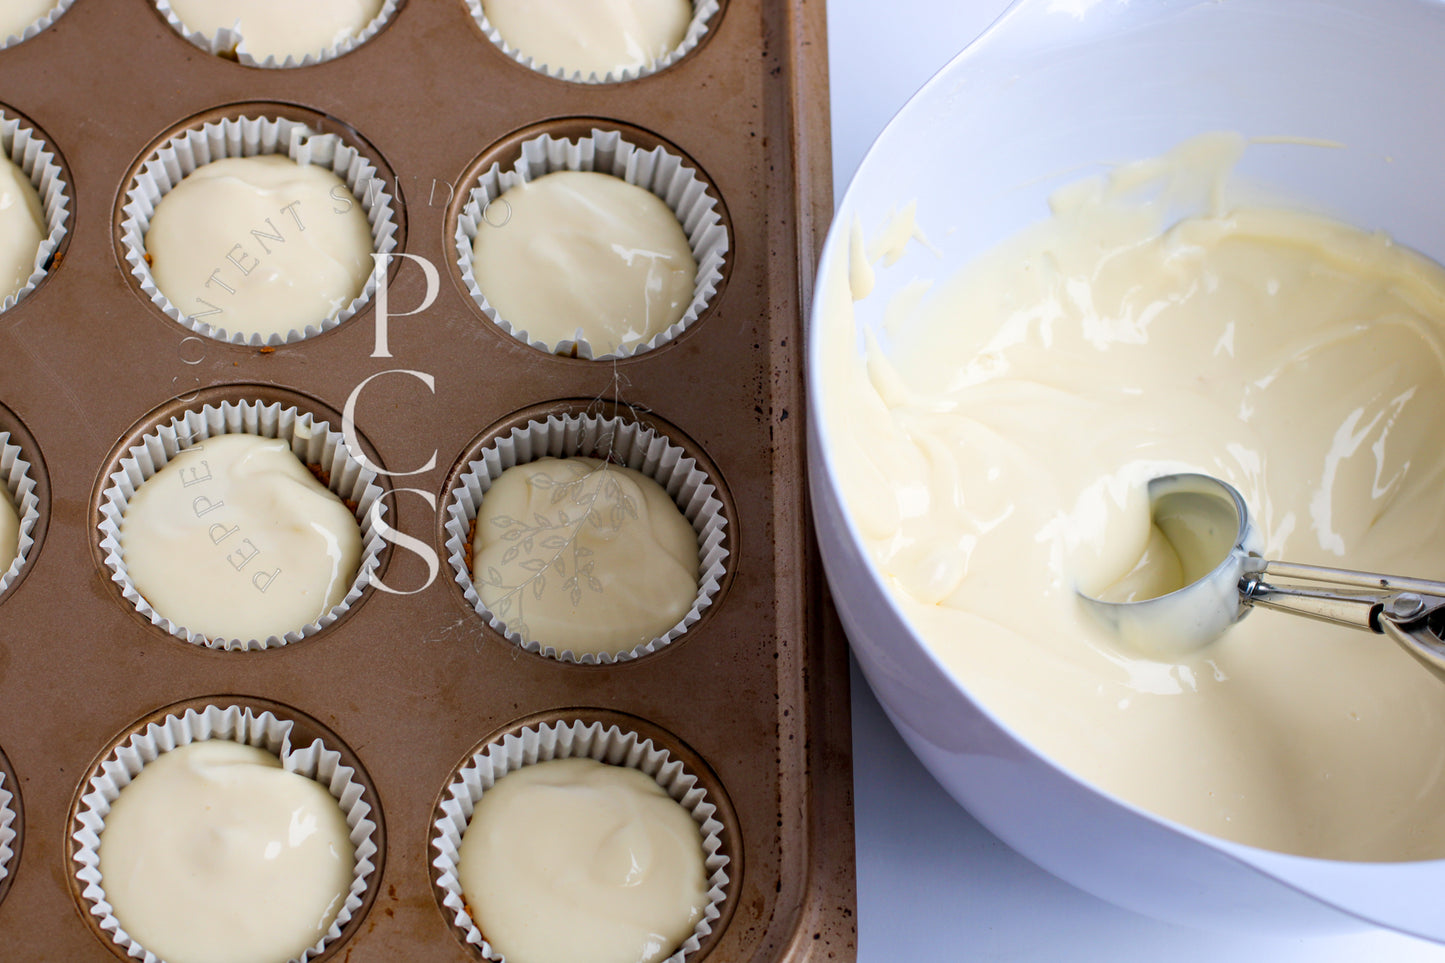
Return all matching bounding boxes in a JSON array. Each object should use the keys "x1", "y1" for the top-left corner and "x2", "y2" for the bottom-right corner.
[{"x1": 822, "y1": 134, "x2": 1445, "y2": 860}]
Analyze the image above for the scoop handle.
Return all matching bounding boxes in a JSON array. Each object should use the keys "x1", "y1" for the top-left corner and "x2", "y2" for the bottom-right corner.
[
  {"x1": 1244, "y1": 559, "x2": 1445, "y2": 674},
  {"x1": 1254, "y1": 559, "x2": 1445, "y2": 595},
  {"x1": 1242, "y1": 577, "x2": 1381, "y2": 631}
]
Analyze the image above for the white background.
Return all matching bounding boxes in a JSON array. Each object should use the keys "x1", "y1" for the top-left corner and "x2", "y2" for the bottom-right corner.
[{"x1": 824, "y1": 1, "x2": 1445, "y2": 959}]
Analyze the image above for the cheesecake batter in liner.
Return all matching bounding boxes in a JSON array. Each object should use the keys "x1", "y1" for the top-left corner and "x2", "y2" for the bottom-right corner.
[
  {"x1": 0, "y1": 107, "x2": 70, "y2": 313},
  {"x1": 152, "y1": 0, "x2": 402, "y2": 68},
  {"x1": 454, "y1": 124, "x2": 729, "y2": 361},
  {"x1": 70, "y1": 701, "x2": 381, "y2": 963},
  {"x1": 0, "y1": 430, "x2": 41, "y2": 601},
  {"x1": 443, "y1": 407, "x2": 730, "y2": 664},
  {"x1": 430, "y1": 715, "x2": 731, "y2": 962},
  {"x1": 95, "y1": 397, "x2": 387, "y2": 652},
  {"x1": 119, "y1": 111, "x2": 400, "y2": 346},
  {"x1": 0, "y1": 0, "x2": 75, "y2": 51},
  {"x1": 465, "y1": 0, "x2": 721, "y2": 85}
]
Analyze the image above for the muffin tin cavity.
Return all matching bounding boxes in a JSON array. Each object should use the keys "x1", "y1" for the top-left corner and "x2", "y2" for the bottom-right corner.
[
  {"x1": 116, "y1": 104, "x2": 403, "y2": 346},
  {"x1": 0, "y1": 402, "x2": 47, "y2": 603},
  {"x1": 92, "y1": 388, "x2": 389, "y2": 651},
  {"x1": 465, "y1": 0, "x2": 723, "y2": 84},
  {"x1": 152, "y1": 0, "x2": 402, "y2": 68},
  {"x1": 451, "y1": 119, "x2": 730, "y2": 361},
  {"x1": 0, "y1": 745, "x2": 22, "y2": 909},
  {"x1": 0, "y1": 105, "x2": 71, "y2": 313},
  {"x1": 431, "y1": 710, "x2": 736, "y2": 963},
  {"x1": 69, "y1": 697, "x2": 383, "y2": 963},
  {"x1": 443, "y1": 401, "x2": 732, "y2": 665}
]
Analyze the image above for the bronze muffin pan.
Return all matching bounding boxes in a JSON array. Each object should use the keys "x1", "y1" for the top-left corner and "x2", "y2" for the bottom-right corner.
[{"x1": 0, "y1": 1, "x2": 852, "y2": 961}]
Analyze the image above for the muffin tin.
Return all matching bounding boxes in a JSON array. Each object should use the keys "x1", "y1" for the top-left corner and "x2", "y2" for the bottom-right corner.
[{"x1": 0, "y1": 1, "x2": 851, "y2": 961}]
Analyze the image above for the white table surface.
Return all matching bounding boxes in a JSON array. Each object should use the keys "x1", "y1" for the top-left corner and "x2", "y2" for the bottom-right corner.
[{"x1": 825, "y1": 1, "x2": 1445, "y2": 959}]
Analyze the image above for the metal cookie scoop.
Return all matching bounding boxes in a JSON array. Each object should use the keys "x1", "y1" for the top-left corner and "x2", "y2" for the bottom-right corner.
[{"x1": 1078, "y1": 473, "x2": 1445, "y2": 674}]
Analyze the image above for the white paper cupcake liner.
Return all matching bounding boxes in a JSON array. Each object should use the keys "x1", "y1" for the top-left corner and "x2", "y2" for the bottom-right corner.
[
  {"x1": 154, "y1": 0, "x2": 400, "y2": 68},
  {"x1": 0, "y1": 0, "x2": 75, "y2": 50},
  {"x1": 0, "y1": 431, "x2": 41, "y2": 599},
  {"x1": 455, "y1": 127, "x2": 729, "y2": 360},
  {"x1": 72, "y1": 704, "x2": 379, "y2": 963},
  {"x1": 466, "y1": 0, "x2": 719, "y2": 84},
  {"x1": 96, "y1": 399, "x2": 387, "y2": 651},
  {"x1": 444, "y1": 411, "x2": 729, "y2": 664},
  {"x1": 120, "y1": 114, "x2": 400, "y2": 346},
  {"x1": 0, "y1": 109, "x2": 70, "y2": 313},
  {"x1": 432, "y1": 718, "x2": 730, "y2": 962},
  {"x1": 0, "y1": 770, "x2": 15, "y2": 888}
]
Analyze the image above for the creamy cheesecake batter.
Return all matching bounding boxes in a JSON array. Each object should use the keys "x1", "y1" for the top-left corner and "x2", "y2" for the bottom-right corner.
[
  {"x1": 0, "y1": 153, "x2": 44, "y2": 304},
  {"x1": 481, "y1": 0, "x2": 691, "y2": 77},
  {"x1": 145, "y1": 155, "x2": 373, "y2": 339},
  {"x1": 97, "y1": 740, "x2": 353, "y2": 963},
  {"x1": 458, "y1": 757, "x2": 708, "y2": 963},
  {"x1": 120, "y1": 433, "x2": 362, "y2": 642},
  {"x1": 0, "y1": 0, "x2": 61, "y2": 40},
  {"x1": 472, "y1": 456, "x2": 698, "y2": 656},
  {"x1": 471, "y1": 170, "x2": 696, "y2": 357},
  {"x1": 0, "y1": 490, "x2": 18, "y2": 575},
  {"x1": 165, "y1": 0, "x2": 384, "y2": 61},
  {"x1": 824, "y1": 135, "x2": 1445, "y2": 860}
]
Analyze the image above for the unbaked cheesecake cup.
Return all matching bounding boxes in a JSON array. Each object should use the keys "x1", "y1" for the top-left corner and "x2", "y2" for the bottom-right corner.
[
  {"x1": 465, "y1": 0, "x2": 721, "y2": 84},
  {"x1": 0, "y1": 427, "x2": 42, "y2": 601},
  {"x1": 0, "y1": 107, "x2": 71, "y2": 313},
  {"x1": 153, "y1": 0, "x2": 401, "y2": 68},
  {"x1": 0, "y1": 0, "x2": 76, "y2": 51},
  {"x1": 118, "y1": 108, "x2": 402, "y2": 346},
  {"x1": 95, "y1": 393, "x2": 387, "y2": 652},
  {"x1": 453, "y1": 121, "x2": 730, "y2": 361},
  {"x1": 443, "y1": 403, "x2": 731, "y2": 664},
  {"x1": 431, "y1": 713, "x2": 734, "y2": 963},
  {"x1": 0, "y1": 745, "x2": 21, "y2": 908},
  {"x1": 70, "y1": 699, "x2": 382, "y2": 963}
]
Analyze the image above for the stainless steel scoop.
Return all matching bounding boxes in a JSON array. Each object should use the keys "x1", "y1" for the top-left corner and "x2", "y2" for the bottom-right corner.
[{"x1": 1078, "y1": 473, "x2": 1445, "y2": 673}]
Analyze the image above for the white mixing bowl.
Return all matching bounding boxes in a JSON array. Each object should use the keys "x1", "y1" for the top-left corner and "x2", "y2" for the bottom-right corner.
[{"x1": 809, "y1": 0, "x2": 1445, "y2": 940}]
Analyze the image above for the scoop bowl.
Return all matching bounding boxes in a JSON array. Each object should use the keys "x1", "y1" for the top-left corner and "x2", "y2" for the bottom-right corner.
[{"x1": 1077, "y1": 473, "x2": 1260, "y2": 660}]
